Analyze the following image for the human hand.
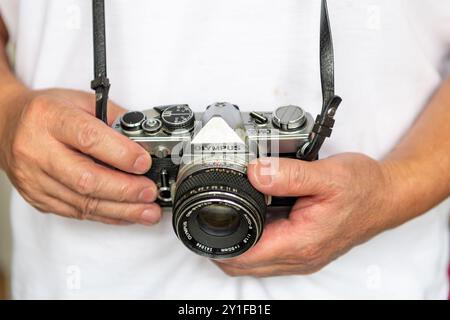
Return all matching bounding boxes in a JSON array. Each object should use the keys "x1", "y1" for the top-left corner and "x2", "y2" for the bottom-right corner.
[
  {"x1": 0, "y1": 87, "x2": 161, "y2": 225},
  {"x1": 216, "y1": 153, "x2": 400, "y2": 277}
]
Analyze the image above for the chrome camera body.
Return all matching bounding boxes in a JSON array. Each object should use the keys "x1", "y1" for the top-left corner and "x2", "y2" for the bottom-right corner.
[
  {"x1": 91, "y1": 0, "x2": 341, "y2": 259},
  {"x1": 112, "y1": 103, "x2": 315, "y2": 259}
]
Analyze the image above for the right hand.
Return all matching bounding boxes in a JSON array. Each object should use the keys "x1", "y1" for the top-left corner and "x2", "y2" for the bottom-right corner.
[{"x1": 0, "y1": 87, "x2": 161, "y2": 225}]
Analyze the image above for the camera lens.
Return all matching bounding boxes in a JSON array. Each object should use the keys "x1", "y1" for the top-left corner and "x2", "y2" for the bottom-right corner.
[
  {"x1": 197, "y1": 204, "x2": 241, "y2": 237},
  {"x1": 173, "y1": 168, "x2": 266, "y2": 259}
]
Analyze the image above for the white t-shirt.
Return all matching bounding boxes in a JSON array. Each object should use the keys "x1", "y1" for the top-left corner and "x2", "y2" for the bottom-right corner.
[{"x1": 1, "y1": 0, "x2": 449, "y2": 299}]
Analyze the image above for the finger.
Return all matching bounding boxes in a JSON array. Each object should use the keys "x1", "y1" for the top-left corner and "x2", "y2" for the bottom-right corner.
[
  {"x1": 216, "y1": 262, "x2": 297, "y2": 278},
  {"x1": 37, "y1": 171, "x2": 162, "y2": 225},
  {"x1": 248, "y1": 157, "x2": 333, "y2": 197},
  {"x1": 43, "y1": 144, "x2": 157, "y2": 203},
  {"x1": 216, "y1": 252, "x2": 324, "y2": 277},
  {"x1": 87, "y1": 213, "x2": 135, "y2": 226},
  {"x1": 49, "y1": 104, "x2": 151, "y2": 174},
  {"x1": 50, "y1": 89, "x2": 126, "y2": 126},
  {"x1": 218, "y1": 218, "x2": 305, "y2": 268},
  {"x1": 106, "y1": 101, "x2": 127, "y2": 127},
  {"x1": 89, "y1": 199, "x2": 162, "y2": 225},
  {"x1": 35, "y1": 193, "x2": 132, "y2": 226}
]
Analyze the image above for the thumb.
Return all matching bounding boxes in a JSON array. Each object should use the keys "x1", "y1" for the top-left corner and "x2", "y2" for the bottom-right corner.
[{"x1": 248, "y1": 157, "x2": 331, "y2": 197}]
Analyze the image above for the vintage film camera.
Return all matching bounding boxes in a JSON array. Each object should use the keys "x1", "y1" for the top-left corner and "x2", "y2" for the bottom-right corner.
[{"x1": 90, "y1": 0, "x2": 342, "y2": 259}]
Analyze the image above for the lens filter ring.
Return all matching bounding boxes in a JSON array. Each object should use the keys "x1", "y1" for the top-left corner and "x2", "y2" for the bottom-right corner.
[{"x1": 173, "y1": 168, "x2": 266, "y2": 259}]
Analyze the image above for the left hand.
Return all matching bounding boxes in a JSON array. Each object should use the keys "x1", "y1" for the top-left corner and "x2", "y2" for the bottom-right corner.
[{"x1": 216, "y1": 153, "x2": 399, "y2": 277}]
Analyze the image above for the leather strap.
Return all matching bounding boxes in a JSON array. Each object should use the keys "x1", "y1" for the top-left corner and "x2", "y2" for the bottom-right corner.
[
  {"x1": 299, "y1": 0, "x2": 342, "y2": 161},
  {"x1": 320, "y1": 0, "x2": 336, "y2": 111},
  {"x1": 91, "y1": 0, "x2": 110, "y2": 124}
]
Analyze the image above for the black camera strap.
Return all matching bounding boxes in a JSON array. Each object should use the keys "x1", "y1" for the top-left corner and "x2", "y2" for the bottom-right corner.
[
  {"x1": 91, "y1": 0, "x2": 110, "y2": 123},
  {"x1": 90, "y1": 0, "x2": 341, "y2": 159},
  {"x1": 300, "y1": 0, "x2": 342, "y2": 161}
]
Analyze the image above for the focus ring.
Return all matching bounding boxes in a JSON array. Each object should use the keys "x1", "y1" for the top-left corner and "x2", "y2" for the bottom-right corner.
[{"x1": 174, "y1": 169, "x2": 266, "y2": 220}]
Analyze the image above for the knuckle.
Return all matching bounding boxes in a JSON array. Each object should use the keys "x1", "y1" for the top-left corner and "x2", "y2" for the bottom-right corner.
[
  {"x1": 13, "y1": 168, "x2": 31, "y2": 190},
  {"x1": 25, "y1": 95, "x2": 50, "y2": 116},
  {"x1": 332, "y1": 159, "x2": 351, "y2": 179},
  {"x1": 10, "y1": 133, "x2": 28, "y2": 159},
  {"x1": 75, "y1": 171, "x2": 96, "y2": 195},
  {"x1": 77, "y1": 121, "x2": 101, "y2": 150},
  {"x1": 11, "y1": 96, "x2": 52, "y2": 160},
  {"x1": 117, "y1": 183, "x2": 132, "y2": 202},
  {"x1": 79, "y1": 196, "x2": 101, "y2": 220},
  {"x1": 22, "y1": 95, "x2": 54, "y2": 126},
  {"x1": 326, "y1": 162, "x2": 352, "y2": 193}
]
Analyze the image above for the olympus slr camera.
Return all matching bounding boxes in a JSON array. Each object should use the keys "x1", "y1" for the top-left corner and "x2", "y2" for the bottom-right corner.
[
  {"x1": 113, "y1": 103, "x2": 318, "y2": 258},
  {"x1": 90, "y1": 0, "x2": 342, "y2": 259}
]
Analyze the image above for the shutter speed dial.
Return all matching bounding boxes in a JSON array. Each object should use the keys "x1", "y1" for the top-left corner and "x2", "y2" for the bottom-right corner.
[
  {"x1": 161, "y1": 105, "x2": 195, "y2": 132},
  {"x1": 272, "y1": 105, "x2": 306, "y2": 131}
]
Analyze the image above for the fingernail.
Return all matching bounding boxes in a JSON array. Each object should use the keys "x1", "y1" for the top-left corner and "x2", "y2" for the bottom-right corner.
[
  {"x1": 134, "y1": 154, "x2": 150, "y2": 173},
  {"x1": 138, "y1": 187, "x2": 156, "y2": 202},
  {"x1": 140, "y1": 209, "x2": 157, "y2": 225}
]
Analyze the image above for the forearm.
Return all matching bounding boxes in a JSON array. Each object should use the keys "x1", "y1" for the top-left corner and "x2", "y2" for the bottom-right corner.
[
  {"x1": 0, "y1": 15, "x2": 30, "y2": 169},
  {"x1": 0, "y1": 15, "x2": 25, "y2": 91},
  {"x1": 382, "y1": 76, "x2": 450, "y2": 227}
]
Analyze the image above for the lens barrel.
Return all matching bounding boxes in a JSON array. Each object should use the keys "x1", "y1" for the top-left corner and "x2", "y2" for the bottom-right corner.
[{"x1": 173, "y1": 168, "x2": 266, "y2": 259}]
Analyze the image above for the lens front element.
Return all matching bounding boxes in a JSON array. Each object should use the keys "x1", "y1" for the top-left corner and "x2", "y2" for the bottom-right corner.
[
  {"x1": 173, "y1": 168, "x2": 266, "y2": 259},
  {"x1": 197, "y1": 204, "x2": 241, "y2": 237}
]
